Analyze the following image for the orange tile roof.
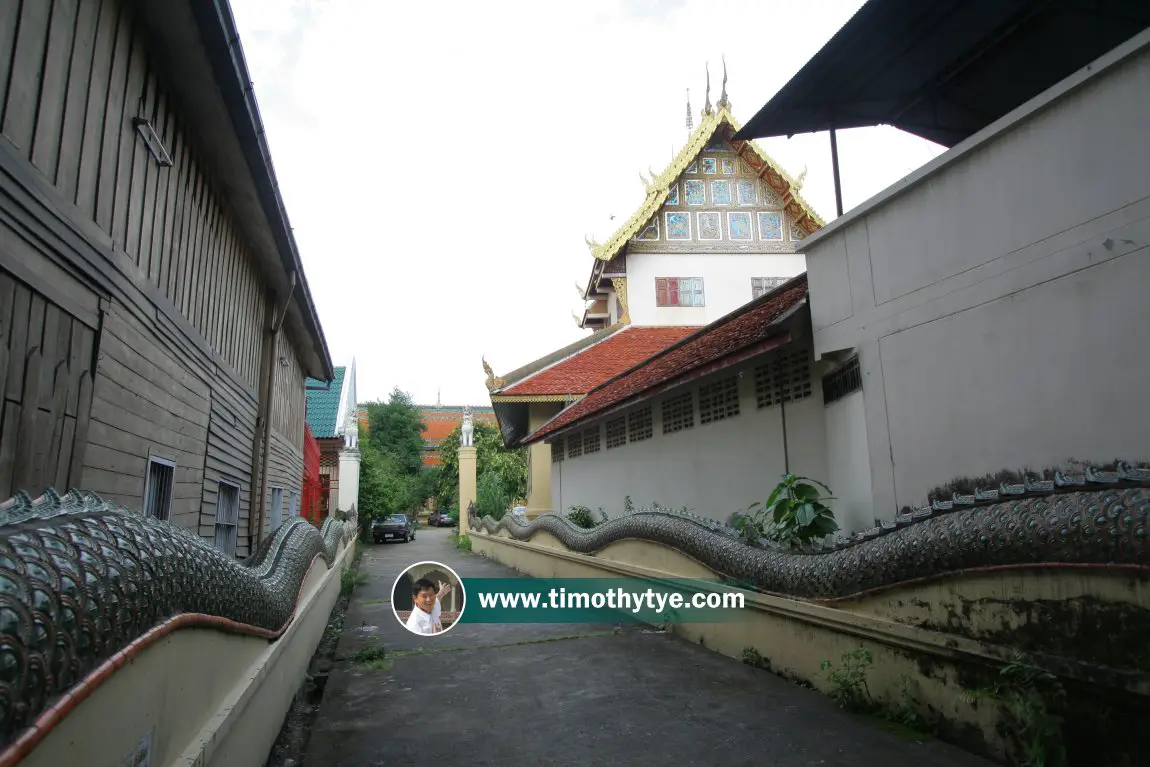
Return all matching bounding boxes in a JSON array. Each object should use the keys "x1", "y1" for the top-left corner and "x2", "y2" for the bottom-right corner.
[
  {"x1": 498, "y1": 326, "x2": 700, "y2": 397},
  {"x1": 524, "y1": 275, "x2": 808, "y2": 444}
]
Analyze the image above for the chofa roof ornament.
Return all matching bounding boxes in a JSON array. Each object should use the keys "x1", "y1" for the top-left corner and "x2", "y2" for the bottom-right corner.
[{"x1": 482, "y1": 356, "x2": 506, "y2": 392}]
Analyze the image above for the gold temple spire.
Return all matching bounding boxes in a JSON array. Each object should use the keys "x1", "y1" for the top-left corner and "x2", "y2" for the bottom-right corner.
[
  {"x1": 685, "y1": 88, "x2": 693, "y2": 131},
  {"x1": 703, "y1": 63, "x2": 713, "y2": 116},
  {"x1": 718, "y1": 55, "x2": 730, "y2": 110}
]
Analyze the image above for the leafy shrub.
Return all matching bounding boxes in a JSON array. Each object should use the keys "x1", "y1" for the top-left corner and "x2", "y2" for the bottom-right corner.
[
  {"x1": 456, "y1": 533, "x2": 472, "y2": 551},
  {"x1": 961, "y1": 652, "x2": 1067, "y2": 766},
  {"x1": 476, "y1": 471, "x2": 509, "y2": 521},
  {"x1": 820, "y1": 647, "x2": 874, "y2": 712},
  {"x1": 734, "y1": 473, "x2": 840, "y2": 549},
  {"x1": 566, "y1": 505, "x2": 599, "y2": 529}
]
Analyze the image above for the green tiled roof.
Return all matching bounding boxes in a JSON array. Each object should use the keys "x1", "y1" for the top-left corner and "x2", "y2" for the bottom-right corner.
[{"x1": 305, "y1": 366, "x2": 345, "y2": 438}]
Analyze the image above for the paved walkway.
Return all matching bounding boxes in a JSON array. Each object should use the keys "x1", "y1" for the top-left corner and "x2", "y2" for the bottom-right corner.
[{"x1": 304, "y1": 527, "x2": 992, "y2": 767}]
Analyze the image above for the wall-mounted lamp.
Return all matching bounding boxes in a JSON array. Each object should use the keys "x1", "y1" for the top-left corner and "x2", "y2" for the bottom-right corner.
[{"x1": 133, "y1": 117, "x2": 173, "y2": 167}]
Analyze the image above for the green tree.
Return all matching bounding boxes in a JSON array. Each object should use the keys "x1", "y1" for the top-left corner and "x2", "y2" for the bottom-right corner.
[
  {"x1": 364, "y1": 388, "x2": 426, "y2": 475},
  {"x1": 358, "y1": 389, "x2": 435, "y2": 530},
  {"x1": 436, "y1": 422, "x2": 527, "y2": 510}
]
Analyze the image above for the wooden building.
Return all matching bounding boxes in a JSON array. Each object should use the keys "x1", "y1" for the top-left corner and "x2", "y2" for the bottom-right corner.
[
  {"x1": 305, "y1": 360, "x2": 359, "y2": 520},
  {"x1": 0, "y1": 0, "x2": 333, "y2": 558}
]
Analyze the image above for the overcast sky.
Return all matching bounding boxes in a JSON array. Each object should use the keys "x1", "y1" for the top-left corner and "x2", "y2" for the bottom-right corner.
[{"x1": 229, "y1": 0, "x2": 945, "y2": 407}]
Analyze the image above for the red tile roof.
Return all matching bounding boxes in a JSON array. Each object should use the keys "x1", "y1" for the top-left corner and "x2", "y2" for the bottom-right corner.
[
  {"x1": 498, "y1": 326, "x2": 700, "y2": 396},
  {"x1": 524, "y1": 274, "x2": 809, "y2": 444}
]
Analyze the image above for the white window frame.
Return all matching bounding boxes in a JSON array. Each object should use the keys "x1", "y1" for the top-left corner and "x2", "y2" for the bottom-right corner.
[
  {"x1": 269, "y1": 486, "x2": 284, "y2": 532},
  {"x1": 214, "y1": 479, "x2": 240, "y2": 556},
  {"x1": 751, "y1": 277, "x2": 789, "y2": 299},
  {"x1": 143, "y1": 455, "x2": 176, "y2": 521},
  {"x1": 655, "y1": 277, "x2": 705, "y2": 308}
]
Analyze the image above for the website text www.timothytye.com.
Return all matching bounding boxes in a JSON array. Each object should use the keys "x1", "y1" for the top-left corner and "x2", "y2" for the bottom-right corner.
[{"x1": 475, "y1": 585, "x2": 745, "y2": 614}]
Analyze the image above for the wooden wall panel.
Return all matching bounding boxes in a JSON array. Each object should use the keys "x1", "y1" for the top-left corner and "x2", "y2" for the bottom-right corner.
[
  {"x1": 271, "y1": 330, "x2": 306, "y2": 448},
  {"x1": 82, "y1": 306, "x2": 208, "y2": 531},
  {"x1": 0, "y1": 0, "x2": 321, "y2": 557},
  {"x1": 200, "y1": 392, "x2": 256, "y2": 556},
  {"x1": 1, "y1": 0, "x2": 271, "y2": 393},
  {"x1": 0, "y1": 266, "x2": 97, "y2": 500},
  {"x1": 264, "y1": 433, "x2": 303, "y2": 538}
]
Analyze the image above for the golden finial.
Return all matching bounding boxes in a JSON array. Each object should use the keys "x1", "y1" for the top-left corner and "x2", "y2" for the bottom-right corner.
[
  {"x1": 685, "y1": 88, "x2": 693, "y2": 131},
  {"x1": 704, "y1": 62, "x2": 713, "y2": 116},
  {"x1": 794, "y1": 165, "x2": 808, "y2": 192},
  {"x1": 639, "y1": 170, "x2": 654, "y2": 193},
  {"x1": 718, "y1": 55, "x2": 730, "y2": 110},
  {"x1": 584, "y1": 234, "x2": 602, "y2": 257}
]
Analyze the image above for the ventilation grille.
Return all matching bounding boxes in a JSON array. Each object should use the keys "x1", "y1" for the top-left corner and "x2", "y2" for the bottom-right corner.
[
  {"x1": 628, "y1": 406, "x2": 653, "y2": 442},
  {"x1": 823, "y1": 355, "x2": 862, "y2": 405},
  {"x1": 755, "y1": 347, "x2": 813, "y2": 409},
  {"x1": 699, "y1": 376, "x2": 740, "y2": 425},
  {"x1": 583, "y1": 427, "x2": 601, "y2": 455},
  {"x1": 567, "y1": 432, "x2": 583, "y2": 459},
  {"x1": 606, "y1": 416, "x2": 627, "y2": 449},
  {"x1": 662, "y1": 392, "x2": 695, "y2": 434},
  {"x1": 552, "y1": 440, "x2": 564, "y2": 463}
]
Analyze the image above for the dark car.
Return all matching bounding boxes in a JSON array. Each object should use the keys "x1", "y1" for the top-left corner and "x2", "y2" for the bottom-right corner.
[
  {"x1": 372, "y1": 513, "x2": 416, "y2": 544},
  {"x1": 428, "y1": 510, "x2": 453, "y2": 527}
]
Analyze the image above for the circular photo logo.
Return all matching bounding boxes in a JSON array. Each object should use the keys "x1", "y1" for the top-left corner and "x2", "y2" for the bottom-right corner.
[{"x1": 392, "y1": 561, "x2": 466, "y2": 636}]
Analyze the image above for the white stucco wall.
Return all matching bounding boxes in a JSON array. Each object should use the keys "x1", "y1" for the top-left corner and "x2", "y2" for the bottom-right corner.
[
  {"x1": 803, "y1": 32, "x2": 1150, "y2": 513},
  {"x1": 627, "y1": 252, "x2": 807, "y2": 326},
  {"x1": 549, "y1": 356, "x2": 838, "y2": 529},
  {"x1": 824, "y1": 389, "x2": 873, "y2": 535},
  {"x1": 337, "y1": 450, "x2": 359, "y2": 512}
]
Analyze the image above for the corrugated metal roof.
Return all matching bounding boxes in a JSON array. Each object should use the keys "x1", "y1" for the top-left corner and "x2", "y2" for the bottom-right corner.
[{"x1": 305, "y1": 366, "x2": 345, "y2": 438}]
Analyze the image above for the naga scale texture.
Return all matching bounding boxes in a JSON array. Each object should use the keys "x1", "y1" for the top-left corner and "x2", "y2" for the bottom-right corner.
[
  {"x1": 0, "y1": 489, "x2": 356, "y2": 751},
  {"x1": 468, "y1": 462, "x2": 1150, "y2": 601}
]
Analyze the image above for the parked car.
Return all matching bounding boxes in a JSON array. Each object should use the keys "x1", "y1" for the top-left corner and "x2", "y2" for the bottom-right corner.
[
  {"x1": 372, "y1": 513, "x2": 416, "y2": 544},
  {"x1": 428, "y1": 510, "x2": 453, "y2": 527}
]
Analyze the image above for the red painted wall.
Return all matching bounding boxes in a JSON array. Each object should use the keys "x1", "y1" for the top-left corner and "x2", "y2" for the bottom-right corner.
[{"x1": 301, "y1": 424, "x2": 323, "y2": 525}]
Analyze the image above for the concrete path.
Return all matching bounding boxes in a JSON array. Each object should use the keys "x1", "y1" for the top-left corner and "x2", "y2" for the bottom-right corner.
[{"x1": 304, "y1": 527, "x2": 992, "y2": 767}]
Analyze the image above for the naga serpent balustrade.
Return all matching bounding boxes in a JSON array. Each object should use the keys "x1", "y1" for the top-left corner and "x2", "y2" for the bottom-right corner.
[
  {"x1": 0, "y1": 488, "x2": 357, "y2": 757},
  {"x1": 467, "y1": 462, "x2": 1150, "y2": 601}
]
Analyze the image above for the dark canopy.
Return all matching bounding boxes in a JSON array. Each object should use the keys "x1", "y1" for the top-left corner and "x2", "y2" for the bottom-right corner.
[{"x1": 733, "y1": 0, "x2": 1150, "y2": 147}]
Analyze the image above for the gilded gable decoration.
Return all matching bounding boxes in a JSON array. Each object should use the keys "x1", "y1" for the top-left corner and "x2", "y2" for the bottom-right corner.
[
  {"x1": 592, "y1": 102, "x2": 824, "y2": 264},
  {"x1": 611, "y1": 277, "x2": 630, "y2": 324}
]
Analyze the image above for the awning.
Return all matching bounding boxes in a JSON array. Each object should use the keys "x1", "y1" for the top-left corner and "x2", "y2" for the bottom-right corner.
[{"x1": 733, "y1": 0, "x2": 1150, "y2": 147}]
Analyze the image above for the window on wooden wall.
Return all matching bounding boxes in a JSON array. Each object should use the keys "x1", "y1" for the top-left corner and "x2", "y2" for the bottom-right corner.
[
  {"x1": 698, "y1": 376, "x2": 740, "y2": 425},
  {"x1": 269, "y1": 486, "x2": 284, "y2": 531},
  {"x1": 656, "y1": 278, "x2": 705, "y2": 307},
  {"x1": 662, "y1": 392, "x2": 695, "y2": 434},
  {"x1": 751, "y1": 277, "x2": 788, "y2": 299},
  {"x1": 627, "y1": 406, "x2": 653, "y2": 442},
  {"x1": 583, "y1": 426, "x2": 601, "y2": 455},
  {"x1": 214, "y1": 481, "x2": 240, "y2": 555},
  {"x1": 605, "y1": 416, "x2": 627, "y2": 449},
  {"x1": 143, "y1": 457, "x2": 175, "y2": 521}
]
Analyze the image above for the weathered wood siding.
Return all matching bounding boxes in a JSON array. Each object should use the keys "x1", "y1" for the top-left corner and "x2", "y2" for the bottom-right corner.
[
  {"x1": 0, "y1": 263, "x2": 97, "y2": 500},
  {"x1": 262, "y1": 330, "x2": 305, "y2": 537},
  {"x1": 0, "y1": 0, "x2": 314, "y2": 556},
  {"x1": 0, "y1": 0, "x2": 266, "y2": 390},
  {"x1": 83, "y1": 305, "x2": 207, "y2": 526}
]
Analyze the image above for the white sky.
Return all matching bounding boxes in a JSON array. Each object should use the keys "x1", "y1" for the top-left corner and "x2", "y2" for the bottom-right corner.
[{"x1": 229, "y1": 0, "x2": 946, "y2": 406}]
